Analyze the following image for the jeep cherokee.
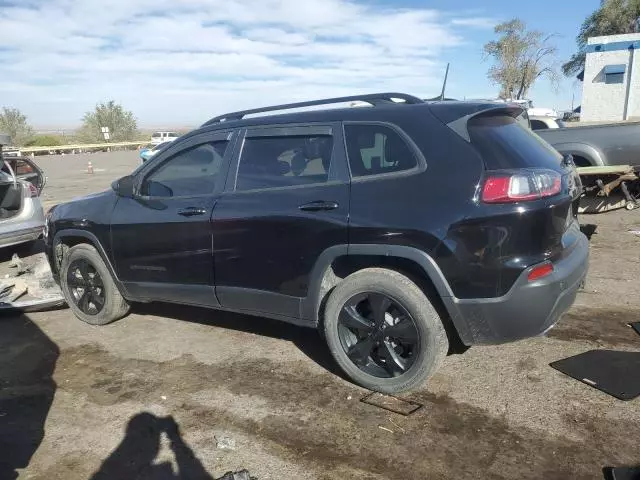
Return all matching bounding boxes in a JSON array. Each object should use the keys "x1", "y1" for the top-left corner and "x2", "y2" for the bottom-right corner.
[{"x1": 44, "y1": 93, "x2": 588, "y2": 393}]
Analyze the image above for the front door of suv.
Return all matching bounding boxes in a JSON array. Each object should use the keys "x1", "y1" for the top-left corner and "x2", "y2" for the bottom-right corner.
[
  {"x1": 212, "y1": 124, "x2": 350, "y2": 320},
  {"x1": 111, "y1": 130, "x2": 235, "y2": 306}
]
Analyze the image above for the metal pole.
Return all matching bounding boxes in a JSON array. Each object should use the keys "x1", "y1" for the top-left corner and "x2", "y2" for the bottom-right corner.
[
  {"x1": 623, "y1": 46, "x2": 635, "y2": 121},
  {"x1": 440, "y1": 63, "x2": 450, "y2": 101}
]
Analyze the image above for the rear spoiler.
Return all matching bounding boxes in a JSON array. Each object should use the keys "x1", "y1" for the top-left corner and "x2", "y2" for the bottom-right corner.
[{"x1": 428, "y1": 102, "x2": 526, "y2": 142}]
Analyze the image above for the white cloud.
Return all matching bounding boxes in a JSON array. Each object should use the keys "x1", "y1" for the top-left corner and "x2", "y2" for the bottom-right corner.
[
  {"x1": 450, "y1": 17, "x2": 498, "y2": 28},
  {"x1": 0, "y1": 0, "x2": 490, "y2": 126}
]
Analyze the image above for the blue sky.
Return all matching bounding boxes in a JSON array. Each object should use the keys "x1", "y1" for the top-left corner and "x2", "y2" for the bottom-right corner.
[{"x1": 0, "y1": 0, "x2": 598, "y2": 128}]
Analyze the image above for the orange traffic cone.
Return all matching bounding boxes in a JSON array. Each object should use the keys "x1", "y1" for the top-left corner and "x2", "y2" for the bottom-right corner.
[{"x1": 87, "y1": 161, "x2": 94, "y2": 174}]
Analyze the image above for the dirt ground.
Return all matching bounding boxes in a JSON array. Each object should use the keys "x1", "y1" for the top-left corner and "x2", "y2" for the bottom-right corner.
[{"x1": 1, "y1": 151, "x2": 639, "y2": 480}]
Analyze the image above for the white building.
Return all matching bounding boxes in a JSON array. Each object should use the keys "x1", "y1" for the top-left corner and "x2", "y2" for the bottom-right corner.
[{"x1": 581, "y1": 33, "x2": 640, "y2": 122}]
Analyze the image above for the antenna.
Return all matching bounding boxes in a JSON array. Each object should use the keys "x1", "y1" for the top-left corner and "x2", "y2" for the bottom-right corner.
[{"x1": 439, "y1": 63, "x2": 450, "y2": 101}]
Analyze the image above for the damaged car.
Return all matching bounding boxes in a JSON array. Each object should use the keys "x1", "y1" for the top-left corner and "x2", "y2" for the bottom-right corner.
[{"x1": 0, "y1": 135, "x2": 46, "y2": 249}]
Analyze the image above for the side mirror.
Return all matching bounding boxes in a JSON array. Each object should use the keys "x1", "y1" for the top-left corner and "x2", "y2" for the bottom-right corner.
[{"x1": 112, "y1": 175, "x2": 135, "y2": 198}]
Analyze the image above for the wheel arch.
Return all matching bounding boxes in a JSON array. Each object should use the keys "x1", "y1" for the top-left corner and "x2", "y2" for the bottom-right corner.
[
  {"x1": 53, "y1": 229, "x2": 128, "y2": 297},
  {"x1": 552, "y1": 142, "x2": 603, "y2": 166},
  {"x1": 303, "y1": 244, "x2": 472, "y2": 348}
]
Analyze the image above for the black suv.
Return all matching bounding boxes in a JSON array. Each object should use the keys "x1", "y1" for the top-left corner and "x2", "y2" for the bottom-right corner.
[{"x1": 44, "y1": 93, "x2": 588, "y2": 393}]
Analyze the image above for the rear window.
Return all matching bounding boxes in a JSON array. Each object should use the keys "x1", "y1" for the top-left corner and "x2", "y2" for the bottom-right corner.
[{"x1": 468, "y1": 115, "x2": 562, "y2": 170}]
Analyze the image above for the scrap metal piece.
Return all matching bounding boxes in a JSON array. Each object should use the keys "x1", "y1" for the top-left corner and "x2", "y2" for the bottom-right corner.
[
  {"x1": 550, "y1": 350, "x2": 640, "y2": 401},
  {"x1": 0, "y1": 253, "x2": 65, "y2": 312},
  {"x1": 215, "y1": 470, "x2": 255, "y2": 480},
  {"x1": 8, "y1": 253, "x2": 24, "y2": 271},
  {"x1": 603, "y1": 466, "x2": 640, "y2": 480},
  {"x1": 361, "y1": 392, "x2": 423, "y2": 416},
  {"x1": 1, "y1": 279, "x2": 28, "y2": 302}
]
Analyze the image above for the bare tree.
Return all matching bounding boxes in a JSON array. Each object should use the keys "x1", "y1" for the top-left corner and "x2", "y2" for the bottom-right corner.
[
  {"x1": 484, "y1": 19, "x2": 559, "y2": 100},
  {"x1": 78, "y1": 101, "x2": 138, "y2": 143},
  {"x1": 0, "y1": 107, "x2": 34, "y2": 147}
]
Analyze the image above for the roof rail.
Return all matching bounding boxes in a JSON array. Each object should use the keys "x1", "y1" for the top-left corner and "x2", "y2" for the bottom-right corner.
[{"x1": 202, "y1": 92, "x2": 424, "y2": 126}]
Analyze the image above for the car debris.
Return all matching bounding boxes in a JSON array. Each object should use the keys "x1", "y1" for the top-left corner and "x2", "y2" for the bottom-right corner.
[
  {"x1": 550, "y1": 350, "x2": 640, "y2": 401},
  {"x1": 215, "y1": 470, "x2": 255, "y2": 480},
  {"x1": 603, "y1": 465, "x2": 640, "y2": 480},
  {"x1": 0, "y1": 253, "x2": 65, "y2": 312},
  {"x1": 361, "y1": 392, "x2": 423, "y2": 416},
  {"x1": 578, "y1": 165, "x2": 640, "y2": 213},
  {"x1": 215, "y1": 434, "x2": 237, "y2": 451},
  {"x1": 0, "y1": 278, "x2": 27, "y2": 302},
  {"x1": 0, "y1": 134, "x2": 48, "y2": 249}
]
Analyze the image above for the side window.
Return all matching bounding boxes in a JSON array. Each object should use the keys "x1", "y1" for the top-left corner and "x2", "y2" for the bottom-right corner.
[
  {"x1": 14, "y1": 160, "x2": 34, "y2": 175},
  {"x1": 236, "y1": 135, "x2": 333, "y2": 191},
  {"x1": 530, "y1": 120, "x2": 548, "y2": 131},
  {"x1": 142, "y1": 141, "x2": 228, "y2": 197},
  {"x1": 344, "y1": 124, "x2": 417, "y2": 178}
]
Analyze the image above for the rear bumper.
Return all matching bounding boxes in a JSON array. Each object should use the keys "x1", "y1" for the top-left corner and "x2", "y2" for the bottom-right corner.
[
  {"x1": 0, "y1": 225, "x2": 43, "y2": 248},
  {"x1": 446, "y1": 230, "x2": 589, "y2": 345},
  {"x1": 0, "y1": 197, "x2": 46, "y2": 249}
]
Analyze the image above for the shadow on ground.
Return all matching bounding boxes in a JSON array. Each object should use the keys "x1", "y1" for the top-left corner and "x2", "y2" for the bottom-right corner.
[
  {"x1": 0, "y1": 314, "x2": 59, "y2": 480},
  {"x1": 90, "y1": 412, "x2": 213, "y2": 480},
  {"x1": 0, "y1": 238, "x2": 45, "y2": 264},
  {"x1": 133, "y1": 303, "x2": 344, "y2": 379}
]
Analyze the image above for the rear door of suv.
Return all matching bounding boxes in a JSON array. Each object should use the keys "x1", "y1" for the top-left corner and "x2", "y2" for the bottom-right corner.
[{"x1": 211, "y1": 123, "x2": 350, "y2": 320}]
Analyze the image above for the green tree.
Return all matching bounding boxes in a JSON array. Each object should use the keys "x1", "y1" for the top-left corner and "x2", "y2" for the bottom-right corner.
[
  {"x1": 25, "y1": 135, "x2": 64, "y2": 147},
  {"x1": 484, "y1": 19, "x2": 558, "y2": 100},
  {"x1": 78, "y1": 100, "x2": 138, "y2": 143},
  {"x1": 0, "y1": 107, "x2": 34, "y2": 147},
  {"x1": 563, "y1": 0, "x2": 640, "y2": 77}
]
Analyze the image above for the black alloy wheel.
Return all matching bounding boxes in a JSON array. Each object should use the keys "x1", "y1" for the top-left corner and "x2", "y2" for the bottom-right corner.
[
  {"x1": 337, "y1": 292, "x2": 420, "y2": 378},
  {"x1": 66, "y1": 259, "x2": 106, "y2": 315}
]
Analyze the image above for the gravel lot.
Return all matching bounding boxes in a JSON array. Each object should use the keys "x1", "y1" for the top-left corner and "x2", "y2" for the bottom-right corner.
[{"x1": 1, "y1": 151, "x2": 639, "y2": 479}]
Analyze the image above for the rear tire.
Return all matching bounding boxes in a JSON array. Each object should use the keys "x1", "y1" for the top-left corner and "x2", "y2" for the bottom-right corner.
[
  {"x1": 323, "y1": 268, "x2": 448, "y2": 393},
  {"x1": 60, "y1": 244, "x2": 130, "y2": 325}
]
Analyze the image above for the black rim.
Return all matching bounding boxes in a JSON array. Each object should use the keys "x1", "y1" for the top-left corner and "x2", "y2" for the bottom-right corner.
[
  {"x1": 66, "y1": 259, "x2": 105, "y2": 315},
  {"x1": 337, "y1": 292, "x2": 419, "y2": 379}
]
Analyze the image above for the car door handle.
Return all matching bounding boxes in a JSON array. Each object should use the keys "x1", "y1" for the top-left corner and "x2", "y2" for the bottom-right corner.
[
  {"x1": 177, "y1": 207, "x2": 208, "y2": 217},
  {"x1": 298, "y1": 201, "x2": 339, "y2": 212}
]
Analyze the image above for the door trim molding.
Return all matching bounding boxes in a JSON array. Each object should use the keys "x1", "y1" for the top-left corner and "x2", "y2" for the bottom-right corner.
[
  {"x1": 216, "y1": 286, "x2": 301, "y2": 319},
  {"x1": 123, "y1": 281, "x2": 219, "y2": 307}
]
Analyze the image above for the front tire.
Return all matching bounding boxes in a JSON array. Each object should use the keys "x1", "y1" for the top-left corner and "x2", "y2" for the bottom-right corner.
[
  {"x1": 60, "y1": 244, "x2": 130, "y2": 325},
  {"x1": 323, "y1": 268, "x2": 448, "y2": 393}
]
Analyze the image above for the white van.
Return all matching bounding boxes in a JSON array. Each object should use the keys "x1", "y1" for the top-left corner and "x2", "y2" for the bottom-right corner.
[{"x1": 150, "y1": 131, "x2": 179, "y2": 145}]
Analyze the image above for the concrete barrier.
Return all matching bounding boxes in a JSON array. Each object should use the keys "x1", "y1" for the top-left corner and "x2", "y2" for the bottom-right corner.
[{"x1": 19, "y1": 141, "x2": 148, "y2": 154}]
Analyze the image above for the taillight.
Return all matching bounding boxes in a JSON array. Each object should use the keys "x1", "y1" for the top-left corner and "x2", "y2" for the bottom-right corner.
[
  {"x1": 28, "y1": 183, "x2": 39, "y2": 197},
  {"x1": 481, "y1": 169, "x2": 561, "y2": 204},
  {"x1": 528, "y1": 262, "x2": 554, "y2": 282}
]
